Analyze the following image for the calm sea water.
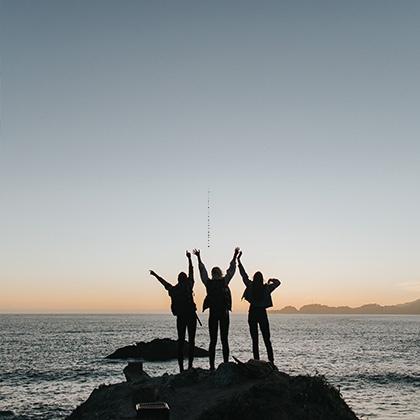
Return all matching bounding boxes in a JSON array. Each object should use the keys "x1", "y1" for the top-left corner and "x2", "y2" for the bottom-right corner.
[{"x1": 0, "y1": 314, "x2": 419, "y2": 420}]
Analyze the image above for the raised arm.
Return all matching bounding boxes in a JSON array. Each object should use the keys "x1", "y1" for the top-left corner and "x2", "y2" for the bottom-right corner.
[
  {"x1": 224, "y1": 247, "x2": 240, "y2": 285},
  {"x1": 237, "y1": 251, "x2": 251, "y2": 287},
  {"x1": 186, "y1": 250, "x2": 194, "y2": 287},
  {"x1": 267, "y1": 278, "x2": 281, "y2": 293},
  {"x1": 193, "y1": 249, "x2": 209, "y2": 286},
  {"x1": 149, "y1": 270, "x2": 173, "y2": 291}
]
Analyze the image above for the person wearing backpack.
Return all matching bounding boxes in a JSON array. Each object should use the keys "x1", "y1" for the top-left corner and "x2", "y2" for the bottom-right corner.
[
  {"x1": 149, "y1": 250, "x2": 197, "y2": 372},
  {"x1": 193, "y1": 247, "x2": 239, "y2": 370},
  {"x1": 237, "y1": 250, "x2": 281, "y2": 364}
]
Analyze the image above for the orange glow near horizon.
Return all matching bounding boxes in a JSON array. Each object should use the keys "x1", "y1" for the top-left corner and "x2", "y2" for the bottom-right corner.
[{"x1": 2, "y1": 279, "x2": 418, "y2": 313}]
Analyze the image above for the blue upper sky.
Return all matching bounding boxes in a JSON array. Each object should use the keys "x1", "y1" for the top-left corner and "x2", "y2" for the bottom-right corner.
[{"x1": 1, "y1": 0, "x2": 419, "y2": 312}]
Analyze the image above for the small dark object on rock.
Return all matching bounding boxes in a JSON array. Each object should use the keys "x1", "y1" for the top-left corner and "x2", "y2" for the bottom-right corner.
[
  {"x1": 124, "y1": 362, "x2": 150, "y2": 383},
  {"x1": 137, "y1": 402, "x2": 170, "y2": 420}
]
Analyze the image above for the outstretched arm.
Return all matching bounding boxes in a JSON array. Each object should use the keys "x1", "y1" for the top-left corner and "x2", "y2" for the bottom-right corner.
[
  {"x1": 267, "y1": 278, "x2": 281, "y2": 293},
  {"x1": 224, "y1": 247, "x2": 240, "y2": 285},
  {"x1": 237, "y1": 251, "x2": 251, "y2": 287},
  {"x1": 193, "y1": 249, "x2": 209, "y2": 286},
  {"x1": 149, "y1": 270, "x2": 173, "y2": 291},
  {"x1": 186, "y1": 250, "x2": 194, "y2": 287}
]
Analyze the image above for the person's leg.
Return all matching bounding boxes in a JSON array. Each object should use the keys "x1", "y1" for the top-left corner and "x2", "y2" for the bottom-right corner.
[
  {"x1": 208, "y1": 311, "x2": 218, "y2": 370},
  {"x1": 176, "y1": 316, "x2": 187, "y2": 372},
  {"x1": 248, "y1": 309, "x2": 260, "y2": 360},
  {"x1": 187, "y1": 314, "x2": 197, "y2": 369},
  {"x1": 220, "y1": 311, "x2": 230, "y2": 363},
  {"x1": 259, "y1": 309, "x2": 274, "y2": 363}
]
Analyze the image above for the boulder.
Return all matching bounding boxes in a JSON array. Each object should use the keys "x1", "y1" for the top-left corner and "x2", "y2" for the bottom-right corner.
[
  {"x1": 123, "y1": 362, "x2": 150, "y2": 383},
  {"x1": 106, "y1": 338, "x2": 209, "y2": 361},
  {"x1": 67, "y1": 359, "x2": 359, "y2": 420}
]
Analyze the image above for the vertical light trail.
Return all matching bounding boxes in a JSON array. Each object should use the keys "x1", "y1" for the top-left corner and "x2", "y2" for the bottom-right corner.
[{"x1": 207, "y1": 189, "x2": 210, "y2": 248}]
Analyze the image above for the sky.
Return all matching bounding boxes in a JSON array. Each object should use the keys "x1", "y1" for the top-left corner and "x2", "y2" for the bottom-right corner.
[{"x1": 1, "y1": 0, "x2": 420, "y2": 313}]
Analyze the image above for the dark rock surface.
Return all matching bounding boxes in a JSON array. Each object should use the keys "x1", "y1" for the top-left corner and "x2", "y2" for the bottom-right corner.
[
  {"x1": 123, "y1": 362, "x2": 150, "y2": 383},
  {"x1": 67, "y1": 359, "x2": 359, "y2": 420},
  {"x1": 106, "y1": 338, "x2": 209, "y2": 361}
]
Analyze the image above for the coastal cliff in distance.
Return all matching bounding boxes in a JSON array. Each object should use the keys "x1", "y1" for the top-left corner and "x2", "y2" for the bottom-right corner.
[{"x1": 272, "y1": 298, "x2": 420, "y2": 315}]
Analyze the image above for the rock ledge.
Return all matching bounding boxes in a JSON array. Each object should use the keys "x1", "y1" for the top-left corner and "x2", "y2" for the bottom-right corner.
[
  {"x1": 106, "y1": 338, "x2": 209, "y2": 361},
  {"x1": 68, "y1": 359, "x2": 359, "y2": 420}
]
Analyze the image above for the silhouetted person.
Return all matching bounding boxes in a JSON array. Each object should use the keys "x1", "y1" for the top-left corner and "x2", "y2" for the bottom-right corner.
[
  {"x1": 150, "y1": 251, "x2": 197, "y2": 372},
  {"x1": 193, "y1": 247, "x2": 239, "y2": 370},
  {"x1": 238, "y1": 251, "x2": 280, "y2": 364}
]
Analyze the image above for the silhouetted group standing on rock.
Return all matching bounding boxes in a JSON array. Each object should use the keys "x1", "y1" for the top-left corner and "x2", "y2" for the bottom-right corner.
[{"x1": 150, "y1": 247, "x2": 281, "y2": 372}]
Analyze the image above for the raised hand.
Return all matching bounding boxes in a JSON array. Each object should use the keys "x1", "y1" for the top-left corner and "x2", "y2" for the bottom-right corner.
[
  {"x1": 193, "y1": 248, "x2": 200, "y2": 257},
  {"x1": 186, "y1": 250, "x2": 191, "y2": 259},
  {"x1": 149, "y1": 270, "x2": 157, "y2": 277},
  {"x1": 268, "y1": 278, "x2": 281, "y2": 285},
  {"x1": 237, "y1": 251, "x2": 243, "y2": 261},
  {"x1": 234, "y1": 247, "x2": 240, "y2": 258}
]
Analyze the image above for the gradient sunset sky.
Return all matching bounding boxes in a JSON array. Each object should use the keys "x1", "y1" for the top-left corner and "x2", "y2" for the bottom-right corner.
[{"x1": 1, "y1": 0, "x2": 420, "y2": 313}]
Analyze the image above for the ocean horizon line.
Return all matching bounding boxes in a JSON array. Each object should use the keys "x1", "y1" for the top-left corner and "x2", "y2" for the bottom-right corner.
[
  {"x1": 1, "y1": 312, "x2": 419, "y2": 316},
  {"x1": 2, "y1": 298, "x2": 419, "y2": 316}
]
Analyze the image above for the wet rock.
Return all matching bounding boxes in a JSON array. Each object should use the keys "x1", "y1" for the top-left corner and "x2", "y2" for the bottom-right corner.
[
  {"x1": 67, "y1": 360, "x2": 359, "y2": 420},
  {"x1": 232, "y1": 357, "x2": 276, "y2": 378},
  {"x1": 106, "y1": 338, "x2": 209, "y2": 361},
  {"x1": 123, "y1": 362, "x2": 150, "y2": 383},
  {"x1": 69, "y1": 382, "x2": 136, "y2": 420}
]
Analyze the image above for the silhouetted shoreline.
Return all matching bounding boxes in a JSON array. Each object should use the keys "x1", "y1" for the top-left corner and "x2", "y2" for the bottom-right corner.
[{"x1": 271, "y1": 298, "x2": 420, "y2": 314}]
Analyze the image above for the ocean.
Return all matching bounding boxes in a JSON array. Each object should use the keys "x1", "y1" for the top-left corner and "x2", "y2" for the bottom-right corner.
[{"x1": 0, "y1": 314, "x2": 419, "y2": 420}]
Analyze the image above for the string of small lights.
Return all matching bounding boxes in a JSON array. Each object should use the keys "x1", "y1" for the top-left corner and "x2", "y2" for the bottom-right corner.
[{"x1": 207, "y1": 189, "x2": 210, "y2": 248}]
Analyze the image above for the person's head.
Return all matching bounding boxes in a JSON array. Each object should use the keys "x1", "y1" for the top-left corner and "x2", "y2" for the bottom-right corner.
[
  {"x1": 211, "y1": 266, "x2": 223, "y2": 280},
  {"x1": 253, "y1": 271, "x2": 264, "y2": 285},
  {"x1": 178, "y1": 272, "x2": 188, "y2": 283}
]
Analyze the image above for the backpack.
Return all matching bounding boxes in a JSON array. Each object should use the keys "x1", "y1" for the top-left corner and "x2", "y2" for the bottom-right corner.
[
  {"x1": 169, "y1": 283, "x2": 196, "y2": 316},
  {"x1": 242, "y1": 284, "x2": 273, "y2": 308},
  {"x1": 203, "y1": 279, "x2": 232, "y2": 312}
]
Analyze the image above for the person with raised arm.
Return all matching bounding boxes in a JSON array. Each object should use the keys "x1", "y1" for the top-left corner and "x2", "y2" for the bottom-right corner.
[
  {"x1": 237, "y1": 250, "x2": 281, "y2": 364},
  {"x1": 149, "y1": 251, "x2": 197, "y2": 372},
  {"x1": 193, "y1": 247, "x2": 240, "y2": 370}
]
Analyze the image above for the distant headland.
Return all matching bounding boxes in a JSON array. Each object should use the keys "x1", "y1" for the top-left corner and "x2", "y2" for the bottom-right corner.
[{"x1": 271, "y1": 298, "x2": 420, "y2": 315}]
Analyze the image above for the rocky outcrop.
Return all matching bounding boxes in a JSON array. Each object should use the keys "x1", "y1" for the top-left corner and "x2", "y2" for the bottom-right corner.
[
  {"x1": 275, "y1": 305, "x2": 299, "y2": 314},
  {"x1": 106, "y1": 338, "x2": 209, "y2": 361},
  {"x1": 68, "y1": 360, "x2": 359, "y2": 420},
  {"x1": 123, "y1": 362, "x2": 150, "y2": 383},
  {"x1": 272, "y1": 298, "x2": 420, "y2": 314}
]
